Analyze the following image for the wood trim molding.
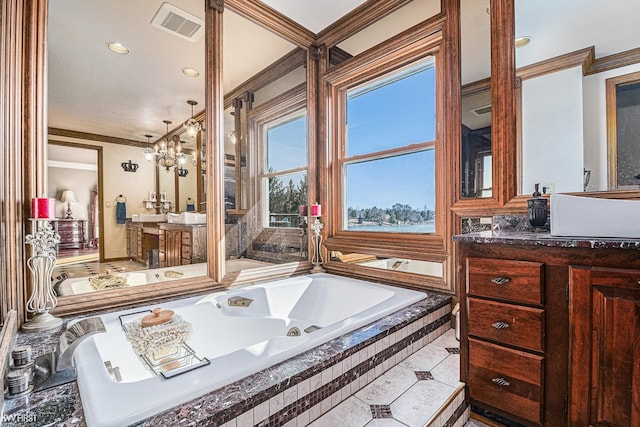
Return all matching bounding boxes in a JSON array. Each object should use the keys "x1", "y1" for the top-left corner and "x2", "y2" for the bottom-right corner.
[
  {"x1": 516, "y1": 46, "x2": 594, "y2": 81},
  {"x1": 490, "y1": 0, "x2": 517, "y2": 206},
  {"x1": 48, "y1": 128, "x2": 149, "y2": 148},
  {"x1": 323, "y1": 17, "x2": 445, "y2": 84},
  {"x1": 605, "y1": 71, "x2": 640, "y2": 190},
  {"x1": 225, "y1": 0, "x2": 315, "y2": 48},
  {"x1": 207, "y1": 1, "x2": 224, "y2": 282},
  {"x1": 328, "y1": 46, "x2": 352, "y2": 66},
  {"x1": 588, "y1": 46, "x2": 640, "y2": 76},
  {"x1": 316, "y1": 0, "x2": 412, "y2": 48},
  {"x1": 1, "y1": 0, "x2": 31, "y2": 326},
  {"x1": 223, "y1": 48, "x2": 306, "y2": 110}
]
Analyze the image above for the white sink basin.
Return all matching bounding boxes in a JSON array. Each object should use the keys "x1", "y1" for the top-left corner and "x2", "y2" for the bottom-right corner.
[
  {"x1": 550, "y1": 194, "x2": 640, "y2": 238},
  {"x1": 130, "y1": 213, "x2": 167, "y2": 222},
  {"x1": 167, "y1": 212, "x2": 206, "y2": 224}
]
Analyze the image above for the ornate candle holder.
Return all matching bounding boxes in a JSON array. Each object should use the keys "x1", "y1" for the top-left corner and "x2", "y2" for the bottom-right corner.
[
  {"x1": 22, "y1": 220, "x2": 62, "y2": 332},
  {"x1": 310, "y1": 214, "x2": 325, "y2": 273}
]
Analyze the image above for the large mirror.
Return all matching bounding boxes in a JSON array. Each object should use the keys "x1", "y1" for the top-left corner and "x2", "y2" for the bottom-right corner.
[
  {"x1": 47, "y1": 0, "x2": 207, "y2": 297},
  {"x1": 46, "y1": 0, "x2": 312, "y2": 300},
  {"x1": 515, "y1": 0, "x2": 640, "y2": 194},
  {"x1": 460, "y1": 0, "x2": 492, "y2": 199},
  {"x1": 221, "y1": 10, "x2": 309, "y2": 275}
]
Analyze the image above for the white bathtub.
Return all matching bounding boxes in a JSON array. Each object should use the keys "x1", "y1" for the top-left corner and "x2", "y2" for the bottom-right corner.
[{"x1": 73, "y1": 273, "x2": 425, "y2": 427}]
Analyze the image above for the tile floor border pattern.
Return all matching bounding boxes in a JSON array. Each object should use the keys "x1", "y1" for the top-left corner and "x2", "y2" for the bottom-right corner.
[{"x1": 220, "y1": 309, "x2": 452, "y2": 427}]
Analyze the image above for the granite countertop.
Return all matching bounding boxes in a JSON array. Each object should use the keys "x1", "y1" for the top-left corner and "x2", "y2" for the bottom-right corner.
[{"x1": 453, "y1": 229, "x2": 640, "y2": 250}]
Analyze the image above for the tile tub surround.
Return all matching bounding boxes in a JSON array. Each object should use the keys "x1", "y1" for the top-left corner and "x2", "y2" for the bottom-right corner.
[{"x1": 1, "y1": 292, "x2": 451, "y2": 426}]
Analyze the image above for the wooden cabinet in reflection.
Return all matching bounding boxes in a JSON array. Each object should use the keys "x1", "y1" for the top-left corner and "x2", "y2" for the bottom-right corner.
[
  {"x1": 51, "y1": 219, "x2": 87, "y2": 250},
  {"x1": 158, "y1": 224, "x2": 206, "y2": 267}
]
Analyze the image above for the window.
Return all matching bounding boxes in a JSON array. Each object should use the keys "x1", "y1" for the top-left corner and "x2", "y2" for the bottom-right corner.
[
  {"x1": 342, "y1": 58, "x2": 437, "y2": 234},
  {"x1": 260, "y1": 112, "x2": 307, "y2": 228}
]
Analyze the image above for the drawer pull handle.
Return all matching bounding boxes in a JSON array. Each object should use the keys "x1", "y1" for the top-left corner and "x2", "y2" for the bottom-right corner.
[
  {"x1": 491, "y1": 277, "x2": 511, "y2": 285},
  {"x1": 492, "y1": 377, "x2": 510, "y2": 387},
  {"x1": 492, "y1": 321, "x2": 510, "y2": 330}
]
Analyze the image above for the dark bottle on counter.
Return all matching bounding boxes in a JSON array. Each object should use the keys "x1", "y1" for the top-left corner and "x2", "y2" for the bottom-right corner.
[{"x1": 528, "y1": 183, "x2": 548, "y2": 228}]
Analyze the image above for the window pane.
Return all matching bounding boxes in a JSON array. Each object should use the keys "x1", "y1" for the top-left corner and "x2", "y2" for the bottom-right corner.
[
  {"x1": 344, "y1": 150, "x2": 435, "y2": 233},
  {"x1": 346, "y1": 59, "x2": 436, "y2": 157},
  {"x1": 266, "y1": 171, "x2": 307, "y2": 228},
  {"x1": 267, "y1": 115, "x2": 307, "y2": 172}
]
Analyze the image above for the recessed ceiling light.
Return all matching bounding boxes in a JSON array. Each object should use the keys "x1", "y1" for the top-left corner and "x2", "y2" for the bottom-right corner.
[
  {"x1": 515, "y1": 36, "x2": 532, "y2": 48},
  {"x1": 106, "y1": 42, "x2": 129, "y2": 55},
  {"x1": 181, "y1": 68, "x2": 200, "y2": 78}
]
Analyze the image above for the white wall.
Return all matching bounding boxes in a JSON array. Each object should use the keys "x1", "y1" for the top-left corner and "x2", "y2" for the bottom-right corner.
[
  {"x1": 48, "y1": 167, "x2": 96, "y2": 220},
  {"x1": 521, "y1": 66, "x2": 584, "y2": 194},
  {"x1": 582, "y1": 62, "x2": 640, "y2": 191},
  {"x1": 49, "y1": 136, "x2": 157, "y2": 259}
]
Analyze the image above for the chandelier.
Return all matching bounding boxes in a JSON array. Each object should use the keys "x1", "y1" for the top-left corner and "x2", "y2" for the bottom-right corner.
[
  {"x1": 145, "y1": 120, "x2": 186, "y2": 172},
  {"x1": 183, "y1": 100, "x2": 202, "y2": 139}
]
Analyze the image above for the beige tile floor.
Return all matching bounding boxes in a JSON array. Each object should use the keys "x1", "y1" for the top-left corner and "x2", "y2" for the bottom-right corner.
[{"x1": 309, "y1": 329, "x2": 466, "y2": 427}]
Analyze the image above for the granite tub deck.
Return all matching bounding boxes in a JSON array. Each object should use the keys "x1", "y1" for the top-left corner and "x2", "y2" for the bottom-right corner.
[{"x1": 2, "y1": 293, "x2": 451, "y2": 427}]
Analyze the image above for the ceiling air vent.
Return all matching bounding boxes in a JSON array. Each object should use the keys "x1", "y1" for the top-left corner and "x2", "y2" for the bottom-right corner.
[
  {"x1": 151, "y1": 2, "x2": 204, "y2": 42},
  {"x1": 471, "y1": 104, "x2": 492, "y2": 116}
]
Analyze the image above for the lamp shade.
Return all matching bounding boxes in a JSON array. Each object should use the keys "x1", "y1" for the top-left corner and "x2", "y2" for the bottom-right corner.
[{"x1": 60, "y1": 190, "x2": 78, "y2": 203}]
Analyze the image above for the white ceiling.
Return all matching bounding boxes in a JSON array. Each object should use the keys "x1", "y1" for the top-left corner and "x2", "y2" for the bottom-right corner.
[
  {"x1": 260, "y1": 0, "x2": 367, "y2": 33},
  {"x1": 48, "y1": 0, "x2": 295, "y2": 144}
]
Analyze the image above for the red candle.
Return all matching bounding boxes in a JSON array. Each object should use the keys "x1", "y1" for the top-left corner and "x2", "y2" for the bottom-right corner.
[
  {"x1": 31, "y1": 197, "x2": 55, "y2": 219},
  {"x1": 311, "y1": 204, "x2": 321, "y2": 217},
  {"x1": 299, "y1": 205, "x2": 308, "y2": 216}
]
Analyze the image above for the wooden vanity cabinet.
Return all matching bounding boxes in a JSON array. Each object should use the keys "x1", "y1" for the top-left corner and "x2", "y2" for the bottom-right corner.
[
  {"x1": 158, "y1": 224, "x2": 206, "y2": 267},
  {"x1": 458, "y1": 241, "x2": 640, "y2": 427},
  {"x1": 569, "y1": 266, "x2": 640, "y2": 426},
  {"x1": 126, "y1": 222, "x2": 144, "y2": 263}
]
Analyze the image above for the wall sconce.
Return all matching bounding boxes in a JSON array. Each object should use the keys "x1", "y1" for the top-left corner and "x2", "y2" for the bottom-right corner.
[
  {"x1": 178, "y1": 168, "x2": 189, "y2": 177},
  {"x1": 121, "y1": 160, "x2": 139, "y2": 172}
]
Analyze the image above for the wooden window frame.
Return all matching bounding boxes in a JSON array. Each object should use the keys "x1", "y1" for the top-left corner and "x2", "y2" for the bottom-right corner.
[
  {"x1": 249, "y1": 84, "x2": 308, "y2": 231},
  {"x1": 322, "y1": 24, "x2": 449, "y2": 261}
]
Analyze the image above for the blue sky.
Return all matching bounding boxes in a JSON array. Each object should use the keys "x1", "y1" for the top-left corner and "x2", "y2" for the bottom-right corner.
[
  {"x1": 267, "y1": 116, "x2": 307, "y2": 172},
  {"x1": 265, "y1": 61, "x2": 437, "y2": 211},
  {"x1": 345, "y1": 64, "x2": 437, "y2": 210}
]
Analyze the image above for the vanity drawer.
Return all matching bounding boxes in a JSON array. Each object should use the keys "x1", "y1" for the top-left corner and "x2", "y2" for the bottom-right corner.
[
  {"x1": 468, "y1": 298, "x2": 544, "y2": 352},
  {"x1": 469, "y1": 338, "x2": 544, "y2": 424},
  {"x1": 467, "y1": 257, "x2": 544, "y2": 305}
]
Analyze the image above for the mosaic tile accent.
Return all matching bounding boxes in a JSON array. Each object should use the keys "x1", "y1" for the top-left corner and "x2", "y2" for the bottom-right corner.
[
  {"x1": 415, "y1": 371, "x2": 434, "y2": 380},
  {"x1": 446, "y1": 347, "x2": 460, "y2": 355},
  {"x1": 370, "y1": 404, "x2": 393, "y2": 418}
]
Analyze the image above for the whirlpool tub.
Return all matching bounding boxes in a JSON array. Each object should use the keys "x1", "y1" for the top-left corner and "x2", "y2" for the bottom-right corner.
[{"x1": 74, "y1": 273, "x2": 430, "y2": 426}]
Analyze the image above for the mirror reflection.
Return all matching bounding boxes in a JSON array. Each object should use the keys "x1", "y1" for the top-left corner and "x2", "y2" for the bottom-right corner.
[
  {"x1": 329, "y1": 251, "x2": 444, "y2": 279},
  {"x1": 516, "y1": 0, "x2": 640, "y2": 193},
  {"x1": 460, "y1": 0, "x2": 492, "y2": 198},
  {"x1": 221, "y1": 10, "x2": 308, "y2": 269},
  {"x1": 48, "y1": 1, "x2": 311, "y2": 297},
  {"x1": 48, "y1": 0, "x2": 206, "y2": 296}
]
